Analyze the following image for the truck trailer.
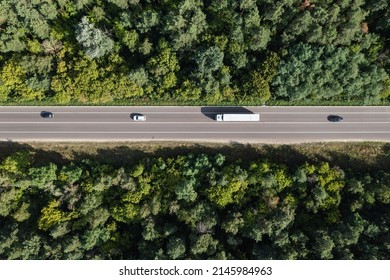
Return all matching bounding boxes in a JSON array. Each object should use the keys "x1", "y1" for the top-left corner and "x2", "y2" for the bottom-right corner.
[{"x1": 216, "y1": 113, "x2": 260, "y2": 122}]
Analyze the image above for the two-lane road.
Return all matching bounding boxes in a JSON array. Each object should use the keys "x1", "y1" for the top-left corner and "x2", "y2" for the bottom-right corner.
[{"x1": 0, "y1": 106, "x2": 389, "y2": 142}]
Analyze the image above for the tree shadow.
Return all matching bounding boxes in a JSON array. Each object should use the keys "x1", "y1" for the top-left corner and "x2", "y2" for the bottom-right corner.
[
  {"x1": 313, "y1": 144, "x2": 389, "y2": 175},
  {"x1": 201, "y1": 106, "x2": 254, "y2": 120},
  {"x1": 261, "y1": 144, "x2": 311, "y2": 168},
  {"x1": 377, "y1": 143, "x2": 390, "y2": 172},
  {"x1": 73, "y1": 145, "x2": 150, "y2": 168},
  {"x1": 317, "y1": 151, "x2": 373, "y2": 173},
  {"x1": 0, "y1": 141, "x2": 68, "y2": 167}
]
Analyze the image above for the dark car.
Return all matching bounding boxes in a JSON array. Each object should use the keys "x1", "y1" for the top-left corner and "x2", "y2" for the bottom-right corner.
[
  {"x1": 41, "y1": 111, "x2": 54, "y2": 118},
  {"x1": 327, "y1": 115, "x2": 343, "y2": 122}
]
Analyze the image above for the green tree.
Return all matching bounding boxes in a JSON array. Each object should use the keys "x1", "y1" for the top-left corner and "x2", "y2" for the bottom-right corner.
[
  {"x1": 0, "y1": 60, "x2": 44, "y2": 101},
  {"x1": 207, "y1": 165, "x2": 248, "y2": 208},
  {"x1": 174, "y1": 80, "x2": 202, "y2": 101},
  {"x1": 163, "y1": 0, "x2": 207, "y2": 50},
  {"x1": 13, "y1": 202, "x2": 30, "y2": 222},
  {"x1": 146, "y1": 40, "x2": 180, "y2": 96},
  {"x1": 190, "y1": 233, "x2": 218, "y2": 257},
  {"x1": 175, "y1": 178, "x2": 198, "y2": 202},
  {"x1": 313, "y1": 230, "x2": 335, "y2": 259},
  {"x1": 111, "y1": 202, "x2": 140, "y2": 223},
  {"x1": 63, "y1": 236, "x2": 83, "y2": 259},
  {"x1": 114, "y1": 23, "x2": 139, "y2": 52},
  {"x1": 0, "y1": 151, "x2": 31, "y2": 175},
  {"x1": 194, "y1": 46, "x2": 224, "y2": 78},
  {"x1": 107, "y1": 0, "x2": 129, "y2": 9},
  {"x1": 0, "y1": 227, "x2": 19, "y2": 258},
  {"x1": 303, "y1": 162, "x2": 345, "y2": 213},
  {"x1": 38, "y1": 200, "x2": 78, "y2": 231},
  {"x1": 82, "y1": 228, "x2": 110, "y2": 251},
  {"x1": 75, "y1": 16, "x2": 114, "y2": 59},
  {"x1": 244, "y1": 70, "x2": 270, "y2": 104},
  {"x1": 281, "y1": 0, "x2": 368, "y2": 46},
  {"x1": 0, "y1": 188, "x2": 24, "y2": 217},
  {"x1": 166, "y1": 237, "x2": 186, "y2": 259},
  {"x1": 136, "y1": 10, "x2": 160, "y2": 33},
  {"x1": 0, "y1": 0, "x2": 58, "y2": 52},
  {"x1": 8, "y1": 235, "x2": 43, "y2": 260},
  {"x1": 221, "y1": 212, "x2": 244, "y2": 235},
  {"x1": 29, "y1": 163, "x2": 58, "y2": 190},
  {"x1": 141, "y1": 218, "x2": 160, "y2": 241},
  {"x1": 272, "y1": 43, "x2": 388, "y2": 103},
  {"x1": 177, "y1": 202, "x2": 217, "y2": 232}
]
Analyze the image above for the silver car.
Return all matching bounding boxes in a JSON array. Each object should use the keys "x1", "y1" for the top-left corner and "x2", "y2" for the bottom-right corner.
[{"x1": 133, "y1": 114, "x2": 146, "y2": 121}]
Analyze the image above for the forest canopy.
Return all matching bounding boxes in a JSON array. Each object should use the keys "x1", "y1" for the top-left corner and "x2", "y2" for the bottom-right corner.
[
  {"x1": 0, "y1": 0, "x2": 389, "y2": 104},
  {"x1": 0, "y1": 144, "x2": 389, "y2": 260}
]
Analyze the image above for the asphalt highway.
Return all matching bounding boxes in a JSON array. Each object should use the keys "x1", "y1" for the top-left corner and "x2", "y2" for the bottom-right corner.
[{"x1": 0, "y1": 106, "x2": 389, "y2": 143}]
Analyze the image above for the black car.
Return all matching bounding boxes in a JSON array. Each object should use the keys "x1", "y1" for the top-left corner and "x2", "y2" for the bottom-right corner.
[
  {"x1": 327, "y1": 115, "x2": 343, "y2": 122},
  {"x1": 41, "y1": 111, "x2": 54, "y2": 118}
]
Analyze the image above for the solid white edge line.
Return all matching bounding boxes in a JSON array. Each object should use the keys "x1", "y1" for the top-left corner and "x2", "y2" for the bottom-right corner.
[
  {"x1": 0, "y1": 112, "x2": 390, "y2": 114},
  {"x1": 0, "y1": 122, "x2": 390, "y2": 124},
  {"x1": 0, "y1": 131, "x2": 389, "y2": 134}
]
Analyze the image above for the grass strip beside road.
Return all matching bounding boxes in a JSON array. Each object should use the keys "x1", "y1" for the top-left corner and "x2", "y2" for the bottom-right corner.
[{"x1": 1, "y1": 141, "x2": 388, "y2": 173}]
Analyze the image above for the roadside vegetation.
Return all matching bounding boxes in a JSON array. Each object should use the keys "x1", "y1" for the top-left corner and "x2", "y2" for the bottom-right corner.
[
  {"x1": 0, "y1": 0, "x2": 389, "y2": 105},
  {"x1": 0, "y1": 142, "x2": 389, "y2": 259}
]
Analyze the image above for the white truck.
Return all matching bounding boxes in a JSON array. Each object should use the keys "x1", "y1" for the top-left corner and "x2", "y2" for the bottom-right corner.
[{"x1": 216, "y1": 113, "x2": 260, "y2": 122}]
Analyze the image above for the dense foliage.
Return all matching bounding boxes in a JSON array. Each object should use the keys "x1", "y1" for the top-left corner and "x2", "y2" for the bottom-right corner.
[
  {"x1": 0, "y1": 149, "x2": 388, "y2": 260},
  {"x1": 0, "y1": 0, "x2": 389, "y2": 104}
]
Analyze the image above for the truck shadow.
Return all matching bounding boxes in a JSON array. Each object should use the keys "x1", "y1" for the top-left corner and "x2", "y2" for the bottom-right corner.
[{"x1": 201, "y1": 106, "x2": 254, "y2": 120}]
